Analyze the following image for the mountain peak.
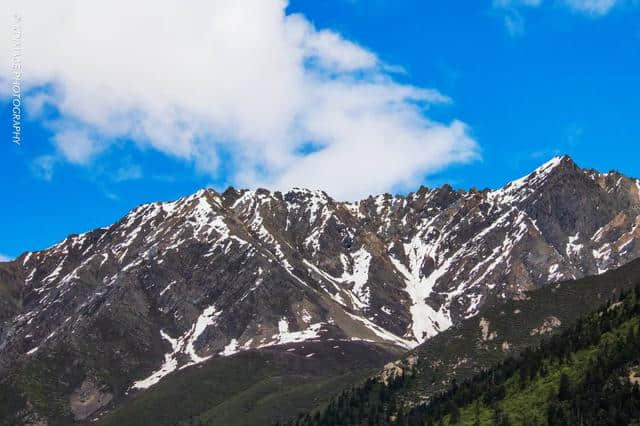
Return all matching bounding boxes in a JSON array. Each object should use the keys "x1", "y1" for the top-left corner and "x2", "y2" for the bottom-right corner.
[
  {"x1": 539, "y1": 154, "x2": 577, "y2": 171},
  {"x1": 488, "y1": 155, "x2": 581, "y2": 204},
  {"x1": 521, "y1": 154, "x2": 578, "y2": 182},
  {"x1": 4, "y1": 153, "x2": 640, "y2": 426}
]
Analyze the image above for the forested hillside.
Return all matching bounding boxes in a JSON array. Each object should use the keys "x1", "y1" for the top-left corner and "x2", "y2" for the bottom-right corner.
[
  {"x1": 408, "y1": 285, "x2": 640, "y2": 425},
  {"x1": 288, "y1": 261, "x2": 640, "y2": 426}
]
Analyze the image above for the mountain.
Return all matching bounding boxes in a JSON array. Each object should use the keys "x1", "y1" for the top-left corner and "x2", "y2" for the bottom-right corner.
[
  {"x1": 407, "y1": 274, "x2": 640, "y2": 425},
  {"x1": 289, "y1": 255, "x2": 640, "y2": 425},
  {"x1": 1, "y1": 155, "x2": 640, "y2": 424}
]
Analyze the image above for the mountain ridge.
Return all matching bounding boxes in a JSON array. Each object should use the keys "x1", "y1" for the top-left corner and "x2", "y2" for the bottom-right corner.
[
  {"x1": 288, "y1": 257, "x2": 640, "y2": 426},
  {"x1": 1, "y1": 155, "x2": 640, "y2": 424}
]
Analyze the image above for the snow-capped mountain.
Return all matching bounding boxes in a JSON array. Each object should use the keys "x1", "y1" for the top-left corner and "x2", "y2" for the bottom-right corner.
[{"x1": 1, "y1": 156, "x2": 639, "y2": 421}]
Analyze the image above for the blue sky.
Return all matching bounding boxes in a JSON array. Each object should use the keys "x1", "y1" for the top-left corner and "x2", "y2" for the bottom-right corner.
[{"x1": 1, "y1": 0, "x2": 639, "y2": 259}]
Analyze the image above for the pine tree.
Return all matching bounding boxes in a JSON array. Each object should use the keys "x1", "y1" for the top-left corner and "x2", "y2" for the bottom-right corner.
[
  {"x1": 558, "y1": 373, "x2": 572, "y2": 401},
  {"x1": 449, "y1": 401, "x2": 460, "y2": 424}
]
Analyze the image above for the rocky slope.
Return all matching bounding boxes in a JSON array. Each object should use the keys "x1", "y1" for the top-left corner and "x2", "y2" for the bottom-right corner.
[
  {"x1": 1, "y1": 155, "x2": 639, "y2": 423},
  {"x1": 291, "y1": 257, "x2": 640, "y2": 425}
]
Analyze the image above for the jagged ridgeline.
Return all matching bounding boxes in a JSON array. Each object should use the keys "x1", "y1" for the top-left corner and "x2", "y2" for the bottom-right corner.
[
  {"x1": 287, "y1": 258, "x2": 640, "y2": 426},
  {"x1": 1, "y1": 156, "x2": 640, "y2": 424}
]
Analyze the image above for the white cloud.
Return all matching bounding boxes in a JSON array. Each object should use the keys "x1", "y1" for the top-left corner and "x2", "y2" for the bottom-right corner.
[
  {"x1": 52, "y1": 127, "x2": 103, "y2": 165},
  {"x1": 494, "y1": 0, "x2": 623, "y2": 34},
  {"x1": 494, "y1": 0, "x2": 618, "y2": 11},
  {"x1": 113, "y1": 164, "x2": 143, "y2": 182},
  {"x1": 493, "y1": 0, "x2": 543, "y2": 6},
  {"x1": 501, "y1": 8, "x2": 527, "y2": 36},
  {"x1": 31, "y1": 155, "x2": 57, "y2": 181},
  {"x1": 0, "y1": 254, "x2": 13, "y2": 262},
  {"x1": 564, "y1": 0, "x2": 618, "y2": 15},
  {"x1": 1, "y1": 0, "x2": 479, "y2": 199}
]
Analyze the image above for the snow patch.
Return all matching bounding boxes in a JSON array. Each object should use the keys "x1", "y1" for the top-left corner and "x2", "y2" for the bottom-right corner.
[
  {"x1": 548, "y1": 263, "x2": 564, "y2": 282},
  {"x1": 489, "y1": 156, "x2": 563, "y2": 204},
  {"x1": 390, "y1": 242, "x2": 452, "y2": 345},
  {"x1": 159, "y1": 280, "x2": 177, "y2": 296},
  {"x1": 566, "y1": 233, "x2": 583, "y2": 257},
  {"x1": 344, "y1": 311, "x2": 413, "y2": 349},
  {"x1": 592, "y1": 244, "x2": 612, "y2": 274},
  {"x1": 339, "y1": 248, "x2": 372, "y2": 308},
  {"x1": 219, "y1": 339, "x2": 239, "y2": 356},
  {"x1": 183, "y1": 305, "x2": 223, "y2": 364},
  {"x1": 131, "y1": 305, "x2": 222, "y2": 390},
  {"x1": 258, "y1": 321, "x2": 325, "y2": 348},
  {"x1": 132, "y1": 330, "x2": 180, "y2": 389}
]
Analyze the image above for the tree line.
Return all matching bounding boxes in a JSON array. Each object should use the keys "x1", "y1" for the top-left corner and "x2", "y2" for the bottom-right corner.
[{"x1": 283, "y1": 282, "x2": 640, "y2": 426}]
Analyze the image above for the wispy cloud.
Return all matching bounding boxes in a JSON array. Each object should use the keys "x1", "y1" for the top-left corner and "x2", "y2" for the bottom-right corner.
[
  {"x1": 112, "y1": 164, "x2": 143, "y2": 182},
  {"x1": 566, "y1": 124, "x2": 585, "y2": 146},
  {"x1": 51, "y1": 127, "x2": 103, "y2": 165},
  {"x1": 0, "y1": 0, "x2": 479, "y2": 200},
  {"x1": 564, "y1": 0, "x2": 618, "y2": 15},
  {"x1": 104, "y1": 192, "x2": 119, "y2": 201},
  {"x1": 530, "y1": 148, "x2": 562, "y2": 159},
  {"x1": 30, "y1": 155, "x2": 57, "y2": 181},
  {"x1": 0, "y1": 253, "x2": 13, "y2": 262},
  {"x1": 500, "y1": 7, "x2": 527, "y2": 36},
  {"x1": 494, "y1": 0, "x2": 626, "y2": 35}
]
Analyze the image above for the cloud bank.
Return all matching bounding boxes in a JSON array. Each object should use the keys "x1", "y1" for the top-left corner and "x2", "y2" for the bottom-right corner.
[{"x1": 1, "y1": 0, "x2": 479, "y2": 200}]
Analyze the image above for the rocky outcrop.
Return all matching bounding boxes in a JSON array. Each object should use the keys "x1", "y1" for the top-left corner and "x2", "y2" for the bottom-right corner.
[
  {"x1": 1, "y1": 156, "x2": 639, "y2": 423},
  {"x1": 380, "y1": 354, "x2": 419, "y2": 385},
  {"x1": 529, "y1": 316, "x2": 562, "y2": 336},
  {"x1": 69, "y1": 379, "x2": 113, "y2": 421}
]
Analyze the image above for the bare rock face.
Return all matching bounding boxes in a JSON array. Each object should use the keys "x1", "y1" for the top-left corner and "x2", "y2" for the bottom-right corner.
[
  {"x1": 380, "y1": 354, "x2": 419, "y2": 385},
  {"x1": 479, "y1": 318, "x2": 497, "y2": 341},
  {"x1": 0, "y1": 155, "x2": 639, "y2": 422},
  {"x1": 529, "y1": 316, "x2": 562, "y2": 336},
  {"x1": 69, "y1": 379, "x2": 113, "y2": 421}
]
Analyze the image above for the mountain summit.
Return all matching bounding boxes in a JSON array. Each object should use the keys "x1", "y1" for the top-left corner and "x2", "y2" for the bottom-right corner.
[{"x1": 1, "y1": 156, "x2": 639, "y2": 422}]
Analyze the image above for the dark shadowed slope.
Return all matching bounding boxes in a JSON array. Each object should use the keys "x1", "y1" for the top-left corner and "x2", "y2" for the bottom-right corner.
[
  {"x1": 1, "y1": 156, "x2": 640, "y2": 424},
  {"x1": 290, "y1": 257, "x2": 640, "y2": 426}
]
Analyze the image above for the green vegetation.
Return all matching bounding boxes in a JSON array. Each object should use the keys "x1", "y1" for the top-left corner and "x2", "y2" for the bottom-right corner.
[
  {"x1": 5, "y1": 260, "x2": 640, "y2": 425},
  {"x1": 407, "y1": 286, "x2": 640, "y2": 425},
  {"x1": 288, "y1": 265, "x2": 640, "y2": 426},
  {"x1": 197, "y1": 372, "x2": 370, "y2": 426},
  {"x1": 284, "y1": 368, "x2": 416, "y2": 426},
  {"x1": 95, "y1": 343, "x2": 386, "y2": 426},
  {"x1": 0, "y1": 344, "x2": 87, "y2": 425}
]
